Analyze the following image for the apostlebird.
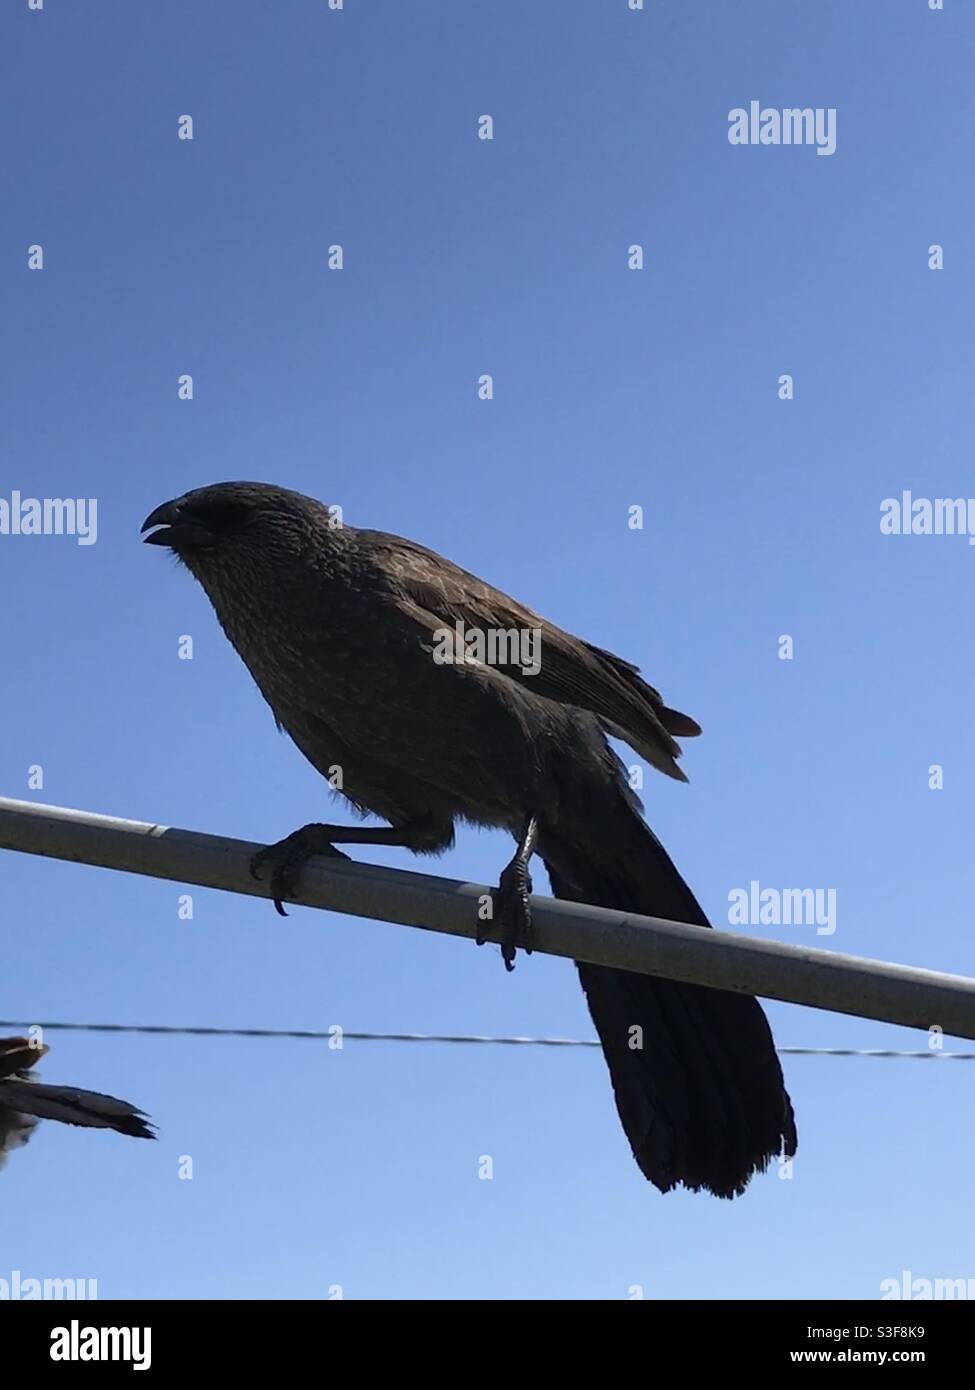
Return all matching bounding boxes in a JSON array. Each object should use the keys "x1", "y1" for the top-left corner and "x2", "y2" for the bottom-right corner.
[
  {"x1": 0, "y1": 1036, "x2": 154, "y2": 1167},
  {"x1": 143, "y1": 481, "x2": 796, "y2": 1196}
]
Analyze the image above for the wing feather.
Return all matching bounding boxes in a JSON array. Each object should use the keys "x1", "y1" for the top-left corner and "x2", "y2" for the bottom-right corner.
[{"x1": 358, "y1": 532, "x2": 700, "y2": 780}]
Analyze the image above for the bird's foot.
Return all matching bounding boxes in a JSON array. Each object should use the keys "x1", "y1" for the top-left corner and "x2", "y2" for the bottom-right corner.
[
  {"x1": 490, "y1": 858, "x2": 534, "y2": 972},
  {"x1": 250, "y1": 825, "x2": 351, "y2": 916}
]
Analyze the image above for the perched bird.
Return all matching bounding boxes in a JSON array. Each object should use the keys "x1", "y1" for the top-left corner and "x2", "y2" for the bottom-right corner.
[
  {"x1": 0, "y1": 1036, "x2": 154, "y2": 1167},
  {"x1": 143, "y1": 481, "x2": 796, "y2": 1196}
]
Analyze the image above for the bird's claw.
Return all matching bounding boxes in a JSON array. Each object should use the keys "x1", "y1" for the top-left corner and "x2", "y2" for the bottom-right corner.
[
  {"x1": 249, "y1": 840, "x2": 299, "y2": 916},
  {"x1": 250, "y1": 828, "x2": 350, "y2": 916},
  {"x1": 491, "y1": 862, "x2": 534, "y2": 971}
]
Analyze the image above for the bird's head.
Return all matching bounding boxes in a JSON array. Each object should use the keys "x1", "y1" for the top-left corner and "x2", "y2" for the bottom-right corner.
[
  {"x1": 141, "y1": 481, "x2": 338, "y2": 586},
  {"x1": 0, "y1": 1036, "x2": 49, "y2": 1081}
]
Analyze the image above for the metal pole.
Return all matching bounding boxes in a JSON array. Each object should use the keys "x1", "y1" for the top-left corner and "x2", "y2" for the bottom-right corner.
[{"x1": 2, "y1": 795, "x2": 974, "y2": 1040}]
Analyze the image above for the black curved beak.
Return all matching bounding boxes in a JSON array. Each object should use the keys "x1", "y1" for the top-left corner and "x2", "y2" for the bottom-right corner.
[
  {"x1": 141, "y1": 499, "x2": 181, "y2": 545},
  {"x1": 141, "y1": 498, "x2": 212, "y2": 550}
]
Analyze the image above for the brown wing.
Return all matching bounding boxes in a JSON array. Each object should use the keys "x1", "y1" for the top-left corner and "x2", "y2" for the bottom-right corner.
[{"x1": 358, "y1": 532, "x2": 701, "y2": 781}]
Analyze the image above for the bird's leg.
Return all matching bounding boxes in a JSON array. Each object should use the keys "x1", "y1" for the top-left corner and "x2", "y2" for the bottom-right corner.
[
  {"x1": 480, "y1": 815, "x2": 539, "y2": 972},
  {"x1": 250, "y1": 821, "x2": 436, "y2": 916}
]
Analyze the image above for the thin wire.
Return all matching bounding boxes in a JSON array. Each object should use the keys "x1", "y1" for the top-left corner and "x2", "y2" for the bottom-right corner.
[{"x1": 0, "y1": 1021, "x2": 971, "y2": 1058}]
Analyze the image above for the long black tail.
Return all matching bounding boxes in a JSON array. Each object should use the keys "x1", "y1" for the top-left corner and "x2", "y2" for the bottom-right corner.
[{"x1": 539, "y1": 798, "x2": 797, "y2": 1198}]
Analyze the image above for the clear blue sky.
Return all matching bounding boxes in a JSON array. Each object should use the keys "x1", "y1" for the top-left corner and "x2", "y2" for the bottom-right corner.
[{"x1": 3, "y1": 0, "x2": 973, "y2": 1300}]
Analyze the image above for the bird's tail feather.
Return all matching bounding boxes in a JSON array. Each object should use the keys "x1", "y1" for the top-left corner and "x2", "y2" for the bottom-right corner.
[
  {"x1": 539, "y1": 802, "x2": 796, "y2": 1198},
  {"x1": 0, "y1": 1080, "x2": 155, "y2": 1140}
]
